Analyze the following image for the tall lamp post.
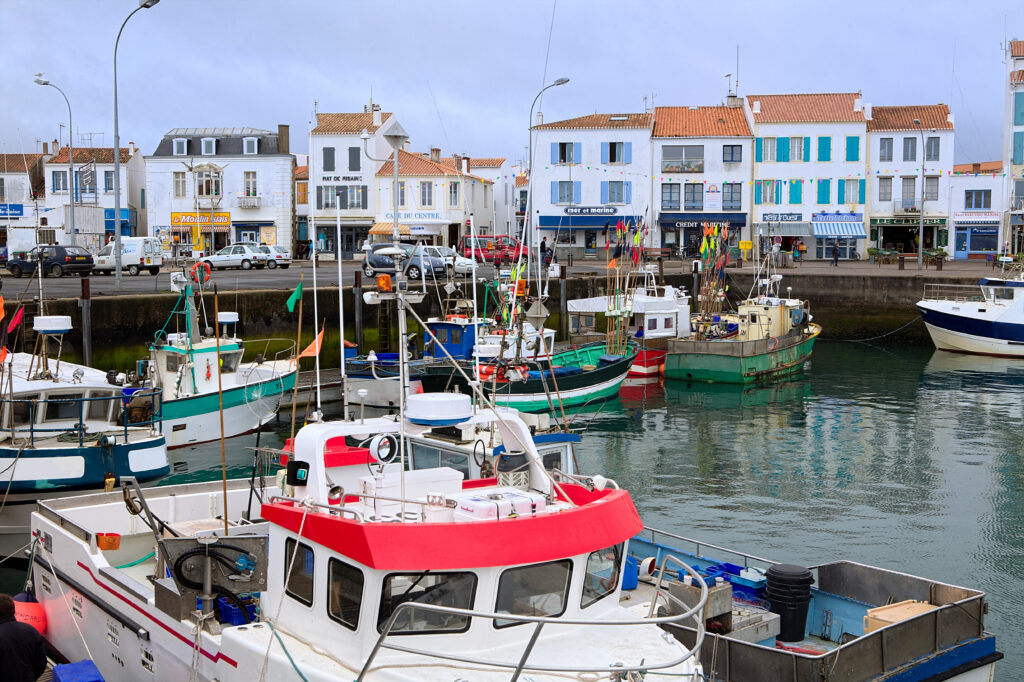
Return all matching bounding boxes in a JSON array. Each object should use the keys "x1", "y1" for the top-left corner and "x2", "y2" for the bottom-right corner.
[
  {"x1": 361, "y1": 122, "x2": 410, "y2": 245},
  {"x1": 34, "y1": 76, "x2": 74, "y2": 244},
  {"x1": 913, "y1": 118, "x2": 936, "y2": 270},
  {"x1": 526, "y1": 78, "x2": 569, "y2": 257},
  {"x1": 113, "y1": 0, "x2": 160, "y2": 285}
]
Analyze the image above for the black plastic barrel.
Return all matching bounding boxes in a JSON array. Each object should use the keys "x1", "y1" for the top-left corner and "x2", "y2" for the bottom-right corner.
[
  {"x1": 496, "y1": 451, "x2": 528, "y2": 473},
  {"x1": 765, "y1": 564, "x2": 814, "y2": 642}
]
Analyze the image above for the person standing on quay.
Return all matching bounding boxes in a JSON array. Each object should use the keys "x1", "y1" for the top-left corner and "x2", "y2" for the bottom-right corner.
[{"x1": 832, "y1": 243, "x2": 839, "y2": 267}]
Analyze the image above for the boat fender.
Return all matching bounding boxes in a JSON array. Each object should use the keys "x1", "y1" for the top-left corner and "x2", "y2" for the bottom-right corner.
[{"x1": 14, "y1": 591, "x2": 46, "y2": 635}]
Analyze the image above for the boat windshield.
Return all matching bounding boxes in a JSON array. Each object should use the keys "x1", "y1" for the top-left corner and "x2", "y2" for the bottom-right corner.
[
  {"x1": 581, "y1": 543, "x2": 622, "y2": 608},
  {"x1": 378, "y1": 572, "x2": 477, "y2": 634},
  {"x1": 495, "y1": 559, "x2": 572, "y2": 628}
]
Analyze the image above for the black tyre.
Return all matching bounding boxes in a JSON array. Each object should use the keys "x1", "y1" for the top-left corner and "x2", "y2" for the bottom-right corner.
[
  {"x1": 128, "y1": 264, "x2": 140, "y2": 276},
  {"x1": 148, "y1": 267, "x2": 160, "y2": 275},
  {"x1": 363, "y1": 264, "x2": 375, "y2": 277},
  {"x1": 10, "y1": 266, "x2": 21, "y2": 278},
  {"x1": 241, "y1": 260, "x2": 252, "y2": 270},
  {"x1": 267, "y1": 260, "x2": 277, "y2": 270},
  {"x1": 407, "y1": 266, "x2": 421, "y2": 279},
  {"x1": 50, "y1": 264, "x2": 63, "y2": 278}
]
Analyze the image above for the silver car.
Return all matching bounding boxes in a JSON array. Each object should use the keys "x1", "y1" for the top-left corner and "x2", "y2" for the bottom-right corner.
[
  {"x1": 424, "y1": 245, "x2": 477, "y2": 276},
  {"x1": 259, "y1": 245, "x2": 292, "y2": 270},
  {"x1": 202, "y1": 244, "x2": 268, "y2": 270}
]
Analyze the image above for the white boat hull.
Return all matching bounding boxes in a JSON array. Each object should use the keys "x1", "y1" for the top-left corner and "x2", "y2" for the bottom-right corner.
[{"x1": 922, "y1": 321, "x2": 1024, "y2": 357}]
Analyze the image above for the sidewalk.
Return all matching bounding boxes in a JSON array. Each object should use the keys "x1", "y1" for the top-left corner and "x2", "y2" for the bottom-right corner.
[{"x1": 657, "y1": 256, "x2": 1013, "y2": 280}]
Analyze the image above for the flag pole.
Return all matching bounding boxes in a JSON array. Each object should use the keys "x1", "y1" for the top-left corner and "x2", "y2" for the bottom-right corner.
[
  {"x1": 213, "y1": 284, "x2": 229, "y2": 535},
  {"x1": 288, "y1": 274, "x2": 304, "y2": 446}
]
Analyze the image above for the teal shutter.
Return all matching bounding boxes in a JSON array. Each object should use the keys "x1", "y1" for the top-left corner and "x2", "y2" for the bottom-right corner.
[
  {"x1": 817, "y1": 179, "x2": 830, "y2": 204},
  {"x1": 818, "y1": 136, "x2": 831, "y2": 162},
  {"x1": 601, "y1": 181, "x2": 609, "y2": 203},
  {"x1": 572, "y1": 181, "x2": 581, "y2": 203},
  {"x1": 789, "y1": 180, "x2": 801, "y2": 204},
  {"x1": 551, "y1": 181, "x2": 559, "y2": 203},
  {"x1": 858, "y1": 179, "x2": 866, "y2": 204},
  {"x1": 754, "y1": 180, "x2": 762, "y2": 204},
  {"x1": 624, "y1": 181, "x2": 632, "y2": 204},
  {"x1": 777, "y1": 137, "x2": 790, "y2": 162},
  {"x1": 624, "y1": 142, "x2": 632, "y2": 164},
  {"x1": 601, "y1": 143, "x2": 610, "y2": 164},
  {"x1": 1015, "y1": 92, "x2": 1024, "y2": 126},
  {"x1": 1014, "y1": 131, "x2": 1024, "y2": 165},
  {"x1": 755, "y1": 137, "x2": 763, "y2": 162},
  {"x1": 550, "y1": 143, "x2": 558, "y2": 164},
  {"x1": 837, "y1": 178, "x2": 846, "y2": 204},
  {"x1": 803, "y1": 137, "x2": 811, "y2": 162},
  {"x1": 845, "y1": 136, "x2": 859, "y2": 162},
  {"x1": 573, "y1": 143, "x2": 582, "y2": 164},
  {"x1": 775, "y1": 181, "x2": 782, "y2": 204}
]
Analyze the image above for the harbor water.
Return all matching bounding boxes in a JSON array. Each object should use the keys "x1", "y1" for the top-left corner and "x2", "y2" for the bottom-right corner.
[{"x1": 10, "y1": 341, "x2": 1018, "y2": 677}]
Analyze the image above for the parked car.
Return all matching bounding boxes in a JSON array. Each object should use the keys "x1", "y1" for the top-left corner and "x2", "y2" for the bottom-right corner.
[
  {"x1": 496, "y1": 235, "x2": 529, "y2": 262},
  {"x1": 93, "y1": 237, "x2": 163, "y2": 276},
  {"x1": 7, "y1": 245, "x2": 93, "y2": 278},
  {"x1": 423, "y1": 246, "x2": 477, "y2": 275},
  {"x1": 201, "y1": 244, "x2": 267, "y2": 270},
  {"x1": 458, "y1": 235, "x2": 501, "y2": 262},
  {"x1": 362, "y1": 243, "x2": 446, "y2": 279},
  {"x1": 258, "y1": 245, "x2": 292, "y2": 269}
]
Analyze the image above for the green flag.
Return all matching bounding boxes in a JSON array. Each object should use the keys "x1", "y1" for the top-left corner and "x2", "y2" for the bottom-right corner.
[{"x1": 286, "y1": 282, "x2": 303, "y2": 312}]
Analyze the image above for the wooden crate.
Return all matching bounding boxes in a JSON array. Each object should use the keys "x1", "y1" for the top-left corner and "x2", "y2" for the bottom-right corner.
[{"x1": 863, "y1": 600, "x2": 938, "y2": 633}]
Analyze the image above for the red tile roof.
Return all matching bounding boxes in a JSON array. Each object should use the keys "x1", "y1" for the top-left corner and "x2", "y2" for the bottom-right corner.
[
  {"x1": 0, "y1": 153, "x2": 44, "y2": 173},
  {"x1": 953, "y1": 161, "x2": 1002, "y2": 173},
  {"x1": 532, "y1": 113, "x2": 652, "y2": 130},
  {"x1": 1011, "y1": 40, "x2": 1024, "y2": 58},
  {"x1": 295, "y1": 165, "x2": 308, "y2": 180},
  {"x1": 377, "y1": 149, "x2": 491, "y2": 183},
  {"x1": 746, "y1": 93, "x2": 865, "y2": 123},
  {"x1": 1011, "y1": 70, "x2": 1024, "y2": 84},
  {"x1": 867, "y1": 104, "x2": 953, "y2": 131},
  {"x1": 47, "y1": 147, "x2": 131, "y2": 164},
  {"x1": 652, "y1": 106, "x2": 750, "y2": 137},
  {"x1": 515, "y1": 175, "x2": 529, "y2": 187},
  {"x1": 311, "y1": 112, "x2": 392, "y2": 135},
  {"x1": 465, "y1": 157, "x2": 505, "y2": 168}
]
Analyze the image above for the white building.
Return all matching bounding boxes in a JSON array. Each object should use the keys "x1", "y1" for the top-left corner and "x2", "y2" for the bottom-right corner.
[
  {"x1": 514, "y1": 172, "x2": 529, "y2": 234},
  {"x1": 529, "y1": 113, "x2": 654, "y2": 260},
  {"x1": 145, "y1": 126, "x2": 294, "y2": 257},
  {"x1": 309, "y1": 105, "x2": 402, "y2": 259},
  {"x1": 42, "y1": 145, "x2": 144, "y2": 252},
  {"x1": 453, "y1": 157, "x2": 511, "y2": 236},
  {"x1": 1004, "y1": 39, "x2": 1024, "y2": 250},
  {"x1": 948, "y1": 161, "x2": 1006, "y2": 259},
  {"x1": 866, "y1": 104, "x2": 954, "y2": 257},
  {"x1": 651, "y1": 102, "x2": 753, "y2": 256},
  {"x1": 0, "y1": 151, "x2": 49, "y2": 252},
  {"x1": 370, "y1": 148, "x2": 492, "y2": 247},
  {"x1": 747, "y1": 92, "x2": 869, "y2": 260}
]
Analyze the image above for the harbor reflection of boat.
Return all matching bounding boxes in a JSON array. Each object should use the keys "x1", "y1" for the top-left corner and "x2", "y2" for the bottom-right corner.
[
  {"x1": 923, "y1": 348, "x2": 1024, "y2": 376},
  {"x1": 618, "y1": 377, "x2": 666, "y2": 409},
  {"x1": 665, "y1": 377, "x2": 813, "y2": 410}
]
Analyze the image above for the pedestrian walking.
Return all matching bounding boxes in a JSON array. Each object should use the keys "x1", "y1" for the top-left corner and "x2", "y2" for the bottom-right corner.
[
  {"x1": 0, "y1": 594, "x2": 47, "y2": 681},
  {"x1": 832, "y1": 243, "x2": 840, "y2": 267}
]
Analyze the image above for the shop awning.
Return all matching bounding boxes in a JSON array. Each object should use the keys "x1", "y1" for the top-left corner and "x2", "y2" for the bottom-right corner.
[
  {"x1": 370, "y1": 221, "x2": 448, "y2": 236},
  {"x1": 811, "y1": 222, "x2": 867, "y2": 238},
  {"x1": 754, "y1": 222, "x2": 811, "y2": 237},
  {"x1": 370, "y1": 222, "x2": 410, "y2": 235}
]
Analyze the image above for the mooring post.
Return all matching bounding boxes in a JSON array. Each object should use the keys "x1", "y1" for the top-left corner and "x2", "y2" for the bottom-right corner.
[
  {"x1": 691, "y1": 259, "x2": 700, "y2": 311},
  {"x1": 353, "y1": 270, "x2": 363, "y2": 353},
  {"x1": 78, "y1": 277, "x2": 92, "y2": 366},
  {"x1": 559, "y1": 265, "x2": 568, "y2": 341}
]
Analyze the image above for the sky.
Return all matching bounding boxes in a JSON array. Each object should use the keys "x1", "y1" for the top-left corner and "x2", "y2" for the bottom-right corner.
[{"x1": 2, "y1": 0, "x2": 1023, "y2": 167}]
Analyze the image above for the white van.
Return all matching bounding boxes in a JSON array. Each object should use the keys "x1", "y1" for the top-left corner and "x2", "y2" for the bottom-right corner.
[{"x1": 94, "y1": 237, "x2": 164, "y2": 275}]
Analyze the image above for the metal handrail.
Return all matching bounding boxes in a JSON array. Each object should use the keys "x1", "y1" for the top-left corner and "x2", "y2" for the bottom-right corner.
[
  {"x1": 920, "y1": 283, "x2": 989, "y2": 303},
  {"x1": 2, "y1": 387, "x2": 163, "y2": 447},
  {"x1": 267, "y1": 495, "x2": 364, "y2": 522},
  {"x1": 642, "y1": 525, "x2": 778, "y2": 569},
  {"x1": 356, "y1": 554, "x2": 707, "y2": 680}
]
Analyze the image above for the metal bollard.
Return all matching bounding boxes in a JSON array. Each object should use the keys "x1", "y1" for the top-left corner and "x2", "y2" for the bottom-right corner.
[{"x1": 898, "y1": 255, "x2": 905, "y2": 270}]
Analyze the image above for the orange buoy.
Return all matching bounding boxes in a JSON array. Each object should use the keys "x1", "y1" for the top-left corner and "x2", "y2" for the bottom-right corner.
[{"x1": 14, "y1": 592, "x2": 46, "y2": 635}]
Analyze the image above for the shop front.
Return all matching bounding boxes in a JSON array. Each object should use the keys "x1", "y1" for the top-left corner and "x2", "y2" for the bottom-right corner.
[
  {"x1": 952, "y1": 212, "x2": 1001, "y2": 260},
  {"x1": 810, "y1": 213, "x2": 866, "y2": 260},
  {"x1": 539, "y1": 208, "x2": 641, "y2": 260},
  {"x1": 171, "y1": 211, "x2": 229, "y2": 256},
  {"x1": 233, "y1": 221, "x2": 275, "y2": 245},
  {"x1": 753, "y1": 213, "x2": 810, "y2": 260},
  {"x1": 870, "y1": 217, "x2": 947, "y2": 255},
  {"x1": 1012, "y1": 214, "x2": 1024, "y2": 254},
  {"x1": 315, "y1": 221, "x2": 370, "y2": 259},
  {"x1": 659, "y1": 212, "x2": 746, "y2": 258},
  {"x1": 369, "y1": 220, "x2": 450, "y2": 246}
]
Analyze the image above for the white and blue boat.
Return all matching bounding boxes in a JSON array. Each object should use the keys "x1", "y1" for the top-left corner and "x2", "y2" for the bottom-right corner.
[{"x1": 917, "y1": 276, "x2": 1024, "y2": 357}]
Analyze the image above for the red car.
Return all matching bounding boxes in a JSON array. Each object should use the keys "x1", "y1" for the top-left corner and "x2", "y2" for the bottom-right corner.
[{"x1": 458, "y1": 235, "x2": 501, "y2": 262}]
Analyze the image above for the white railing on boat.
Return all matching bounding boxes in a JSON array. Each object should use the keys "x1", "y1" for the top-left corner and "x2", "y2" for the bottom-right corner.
[
  {"x1": 640, "y1": 526, "x2": 779, "y2": 569},
  {"x1": 356, "y1": 554, "x2": 708, "y2": 681},
  {"x1": 920, "y1": 283, "x2": 989, "y2": 303}
]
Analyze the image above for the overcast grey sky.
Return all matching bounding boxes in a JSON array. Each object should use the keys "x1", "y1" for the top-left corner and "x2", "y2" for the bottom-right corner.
[{"x1": 3, "y1": 0, "x2": 1022, "y2": 166}]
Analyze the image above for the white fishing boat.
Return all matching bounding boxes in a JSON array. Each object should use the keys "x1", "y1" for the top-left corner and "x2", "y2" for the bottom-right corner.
[{"x1": 917, "y1": 275, "x2": 1024, "y2": 357}]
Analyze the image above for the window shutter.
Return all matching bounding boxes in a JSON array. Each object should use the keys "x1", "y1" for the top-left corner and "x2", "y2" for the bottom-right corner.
[
  {"x1": 858, "y1": 179, "x2": 866, "y2": 204},
  {"x1": 817, "y1": 179, "x2": 829, "y2": 204},
  {"x1": 316, "y1": 185, "x2": 323, "y2": 210},
  {"x1": 323, "y1": 147, "x2": 335, "y2": 172},
  {"x1": 601, "y1": 143, "x2": 610, "y2": 164},
  {"x1": 624, "y1": 181, "x2": 632, "y2": 204},
  {"x1": 601, "y1": 181, "x2": 609, "y2": 204},
  {"x1": 777, "y1": 137, "x2": 790, "y2": 163},
  {"x1": 550, "y1": 143, "x2": 558, "y2": 164},
  {"x1": 361, "y1": 185, "x2": 368, "y2": 209},
  {"x1": 339, "y1": 186, "x2": 348, "y2": 209},
  {"x1": 837, "y1": 178, "x2": 845, "y2": 204},
  {"x1": 803, "y1": 137, "x2": 811, "y2": 162},
  {"x1": 624, "y1": 142, "x2": 632, "y2": 164},
  {"x1": 755, "y1": 138, "x2": 763, "y2": 162},
  {"x1": 846, "y1": 136, "x2": 859, "y2": 162},
  {"x1": 754, "y1": 180, "x2": 762, "y2": 205},
  {"x1": 818, "y1": 137, "x2": 831, "y2": 162},
  {"x1": 1015, "y1": 92, "x2": 1024, "y2": 126},
  {"x1": 348, "y1": 147, "x2": 360, "y2": 172},
  {"x1": 572, "y1": 181, "x2": 581, "y2": 203},
  {"x1": 789, "y1": 180, "x2": 801, "y2": 204},
  {"x1": 775, "y1": 181, "x2": 782, "y2": 204},
  {"x1": 1014, "y1": 132, "x2": 1024, "y2": 165},
  {"x1": 551, "y1": 181, "x2": 559, "y2": 203},
  {"x1": 573, "y1": 143, "x2": 582, "y2": 164}
]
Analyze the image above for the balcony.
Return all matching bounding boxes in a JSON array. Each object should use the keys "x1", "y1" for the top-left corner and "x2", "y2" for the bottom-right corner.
[
  {"x1": 893, "y1": 198, "x2": 922, "y2": 215},
  {"x1": 662, "y1": 159, "x2": 704, "y2": 174},
  {"x1": 237, "y1": 195, "x2": 261, "y2": 209},
  {"x1": 197, "y1": 195, "x2": 224, "y2": 210}
]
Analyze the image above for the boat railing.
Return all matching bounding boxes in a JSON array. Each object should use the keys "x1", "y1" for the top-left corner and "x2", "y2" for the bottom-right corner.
[
  {"x1": 921, "y1": 283, "x2": 987, "y2": 303},
  {"x1": 1, "y1": 387, "x2": 163, "y2": 448},
  {"x1": 356, "y1": 553, "x2": 708, "y2": 680},
  {"x1": 243, "y1": 337, "x2": 298, "y2": 368},
  {"x1": 640, "y1": 526, "x2": 779, "y2": 570}
]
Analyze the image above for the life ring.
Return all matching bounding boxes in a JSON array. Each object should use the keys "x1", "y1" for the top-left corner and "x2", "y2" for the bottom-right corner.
[
  {"x1": 768, "y1": 337, "x2": 779, "y2": 351},
  {"x1": 190, "y1": 261, "x2": 211, "y2": 285},
  {"x1": 446, "y1": 314, "x2": 467, "y2": 321}
]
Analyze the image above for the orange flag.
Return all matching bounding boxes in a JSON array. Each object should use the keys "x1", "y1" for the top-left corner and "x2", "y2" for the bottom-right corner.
[
  {"x1": 0, "y1": 296, "x2": 5, "y2": 324},
  {"x1": 294, "y1": 328, "x2": 324, "y2": 363},
  {"x1": 606, "y1": 258, "x2": 618, "y2": 269}
]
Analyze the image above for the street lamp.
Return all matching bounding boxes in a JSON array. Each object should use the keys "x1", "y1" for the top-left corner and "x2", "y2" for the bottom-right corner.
[
  {"x1": 526, "y1": 78, "x2": 569, "y2": 256},
  {"x1": 34, "y1": 76, "x2": 74, "y2": 245},
  {"x1": 913, "y1": 118, "x2": 936, "y2": 270},
  {"x1": 113, "y1": 0, "x2": 160, "y2": 285},
  {"x1": 361, "y1": 122, "x2": 409, "y2": 244}
]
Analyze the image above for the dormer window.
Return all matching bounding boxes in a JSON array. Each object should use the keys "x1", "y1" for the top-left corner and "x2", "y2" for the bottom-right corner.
[
  {"x1": 243, "y1": 137, "x2": 258, "y2": 155},
  {"x1": 173, "y1": 138, "x2": 187, "y2": 156},
  {"x1": 201, "y1": 138, "x2": 216, "y2": 156}
]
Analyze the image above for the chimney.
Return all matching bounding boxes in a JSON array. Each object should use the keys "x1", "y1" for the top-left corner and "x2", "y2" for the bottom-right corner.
[
  {"x1": 863, "y1": 103, "x2": 872, "y2": 121},
  {"x1": 726, "y1": 94, "x2": 742, "y2": 108},
  {"x1": 452, "y1": 152, "x2": 461, "y2": 169},
  {"x1": 373, "y1": 108, "x2": 382, "y2": 127},
  {"x1": 129, "y1": 141, "x2": 137, "y2": 155},
  {"x1": 752, "y1": 101, "x2": 760, "y2": 114},
  {"x1": 462, "y1": 156, "x2": 469, "y2": 173},
  {"x1": 972, "y1": 162, "x2": 981, "y2": 172},
  {"x1": 52, "y1": 139, "x2": 59, "y2": 155},
  {"x1": 535, "y1": 111, "x2": 544, "y2": 126},
  {"x1": 278, "y1": 124, "x2": 290, "y2": 154},
  {"x1": 430, "y1": 147, "x2": 441, "y2": 163},
  {"x1": 42, "y1": 141, "x2": 49, "y2": 155},
  {"x1": 854, "y1": 97, "x2": 863, "y2": 112}
]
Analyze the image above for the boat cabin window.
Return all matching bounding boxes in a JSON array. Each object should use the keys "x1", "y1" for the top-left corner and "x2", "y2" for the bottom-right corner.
[
  {"x1": 166, "y1": 353, "x2": 180, "y2": 372},
  {"x1": 44, "y1": 394, "x2": 82, "y2": 422},
  {"x1": 494, "y1": 559, "x2": 572, "y2": 628},
  {"x1": 327, "y1": 558, "x2": 364, "y2": 631},
  {"x1": 537, "y1": 446, "x2": 563, "y2": 472},
  {"x1": 433, "y1": 328, "x2": 449, "y2": 344},
  {"x1": 410, "y1": 443, "x2": 471, "y2": 478},
  {"x1": 449, "y1": 328, "x2": 462, "y2": 345},
  {"x1": 664, "y1": 317, "x2": 674, "y2": 329},
  {"x1": 284, "y1": 538, "x2": 315, "y2": 607},
  {"x1": 10, "y1": 395, "x2": 37, "y2": 427},
  {"x1": 378, "y1": 572, "x2": 477, "y2": 634},
  {"x1": 220, "y1": 350, "x2": 243, "y2": 373},
  {"x1": 581, "y1": 543, "x2": 622, "y2": 609},
  {"x1": 87, "y1": 392, "x2": 116, "y2": 421},
  {"x1": 648, "y1": 318, "x2": 658, "y2": 331}
]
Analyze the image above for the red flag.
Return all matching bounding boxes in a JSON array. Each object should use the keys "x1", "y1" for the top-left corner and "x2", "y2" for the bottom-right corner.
[
  {"x1": 7, "y1": 307, "x2": 23, "y2": 334},
  {"x1": 294, "y1": 328, "x2": 324, "y2": 363},
  {"x1": 0, "y1": 348, "x2": 7, "y2": 364}
]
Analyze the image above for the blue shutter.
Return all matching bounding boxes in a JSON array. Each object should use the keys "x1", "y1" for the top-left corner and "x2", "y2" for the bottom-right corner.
[
  {"x1": 775, "y1": 181, "x2": 782, "y2": 204},
  {"x1": 573, "y1": 143, "x2": 582, "y2": 164},
  {"x1": 837, "y1": 178, "x2": 846, "y2": 204},
  {"x1": 846, "y1": 136, "x2": 859, "y2": 162},
  {"x1": 624, "y1": 142, "x2": 632, "y2": 164},
  {"x1": 803, "y1": 137, "x2": 811, "y2": 162},
  {"x1": 572, "y1": 181, "x2": 581, "y2": 203},
  {"x1": 550, "y1": 143, "x2": 558, "y2": 164},
  {"x1": 777, "y1": 137, "x2": 790, "y2": 162},
  {"x1": 789, "y1": 180, "x2": 801, "y2": 204},
  {"x1": 817, "y1": 179, "x2": 830, "y2": 204},
  {"x1": 601, "y1": 181, "x2": 609, "y2": 204},
  {"x1": 1015, "y1": 92, "x2": 1024, "y2": 126},
  {"x1": 601, "y1": 143, "x2": 609, "y2": 164},
  {"x1": 754, "y1": 180, "x2": 762, "y2": 204},
  {"x1": 818, "y1": 136, "x2": 831, "y2": 162},
  {"x1": 1014, "y1": 132, "x2": 1024, "y2": 165},
  {"x1": 858, "y1": 179, "x2": 866, "y2": 204},
  {"x1": 755, "y1": 138, "x2": 763, "y2": 162},
  {"x1": 551, "y1": 181, "x2": 559, "y2": 203},
  {"x1": 624, "y1": 181, "x2": 632, "y2": 204}
]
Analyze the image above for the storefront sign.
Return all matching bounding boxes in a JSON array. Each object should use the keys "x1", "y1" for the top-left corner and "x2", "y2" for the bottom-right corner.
[
  {"x1": 812, "y1": 212, "x2": 863, "y2": 222},
  {"x1": 171, "y1": 212, "x2": 230, "y2": 226},
  {"x1": 0, "y1": 204, "x2": 24, "y2": 217},
  {"x1": 409, "y1": 224, "x2": 438, "y2": 235},
  {"x1": 871, "y1": 217, "x2": 946, "y2": 226},
  {"x1": 384, "y1": 211, "x2": 442, "y2": 220},
  {"x1": 762, "y1": 212, "x2": 802, "y2": 221},
  {"x1": 564, "y1": 206, "x2": 617, "y2": 216},
  {"x1": 659, "y1": 212, "x2": 746, "y2": 228},
  {"x1": 341, "y1": 176, "x2": 361, "y2": 181},
  {"x1": 704, "y1": 184, "x2": 722, "y2": 212},
  {"x1": 953, "y1": 211, "x2": 1000, "y2": 222}
]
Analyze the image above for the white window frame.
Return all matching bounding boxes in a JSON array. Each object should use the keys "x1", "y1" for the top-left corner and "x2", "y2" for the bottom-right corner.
[
  {"x1": 197, "y1": 170, "x2": 222, "y2": 197},
  {"x1": 902, "y1": 137, "x2": 916, "y2": 162},
  {"x1": 878, "y1": 176, "x2": 892, "y2": 202},
  {"x1": 845, "y1": 179, "x2": 859, "y2": 204},
  {"x1": 173, "y1": 138, "x2": 188, "y2": 156},
  {"x1": 790, "y1": 137, "x2": 803, "y2": 162},
  {"x1": 347, "y1": 185, "x2": 364, "y2": 208},
  {"x1": 761, "y1": 179, "x2": 780, "y2": 206},
  {"x1": 557, "y1": 143, "x2": 575, "y2": 164},
  {"x1": 925, "y1": 137, "x2": 940, "y2": 162},
  {"x1": 420, "y1": 181, "x2": 433, "y2": 207},
  {"x1": 173, "y1": 171, "x2": 186, "y2": 198},
  {"x1": 557, "y1": 181, "x2": 574, "y2": 204},
  {"x1": 449, "y1": 181, "x2": 460, "y2": 207},
  {"x1": 201, "y1": 138, "x2": 216, "y2": 156},
  {"x1": 924, "y1": 176, "x2": 939, "y2": 201},
  {"x1": 608, "y1": 141, "x2": 625, "y2": 164},
  {"x1": 243, "y1": 137, "x2": 258, "y2": 155},
  {"x1": 879, "y1": 137, "x2": 893, "y2": 163},
  {"x1": 763, "y1": 137, "x2": 777, "y2": 162},
  {"x1": 397, "y1": 181, "x2": 406, "y2": 207},
  {"x1": 608, "y1": 181, "x2": 625, "y2": 204},
  {"x1": 243, "y1": 171, "x2": 257, "y2": 197}
]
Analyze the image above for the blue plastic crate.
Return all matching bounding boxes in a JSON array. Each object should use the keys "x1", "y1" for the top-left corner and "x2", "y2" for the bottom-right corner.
[
  {"x1": 53, "y1": 660, "x2": 104, "y2": 682},
  {"x1": 217, "y1": 596, "x2": 257, "y2": 626}
]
